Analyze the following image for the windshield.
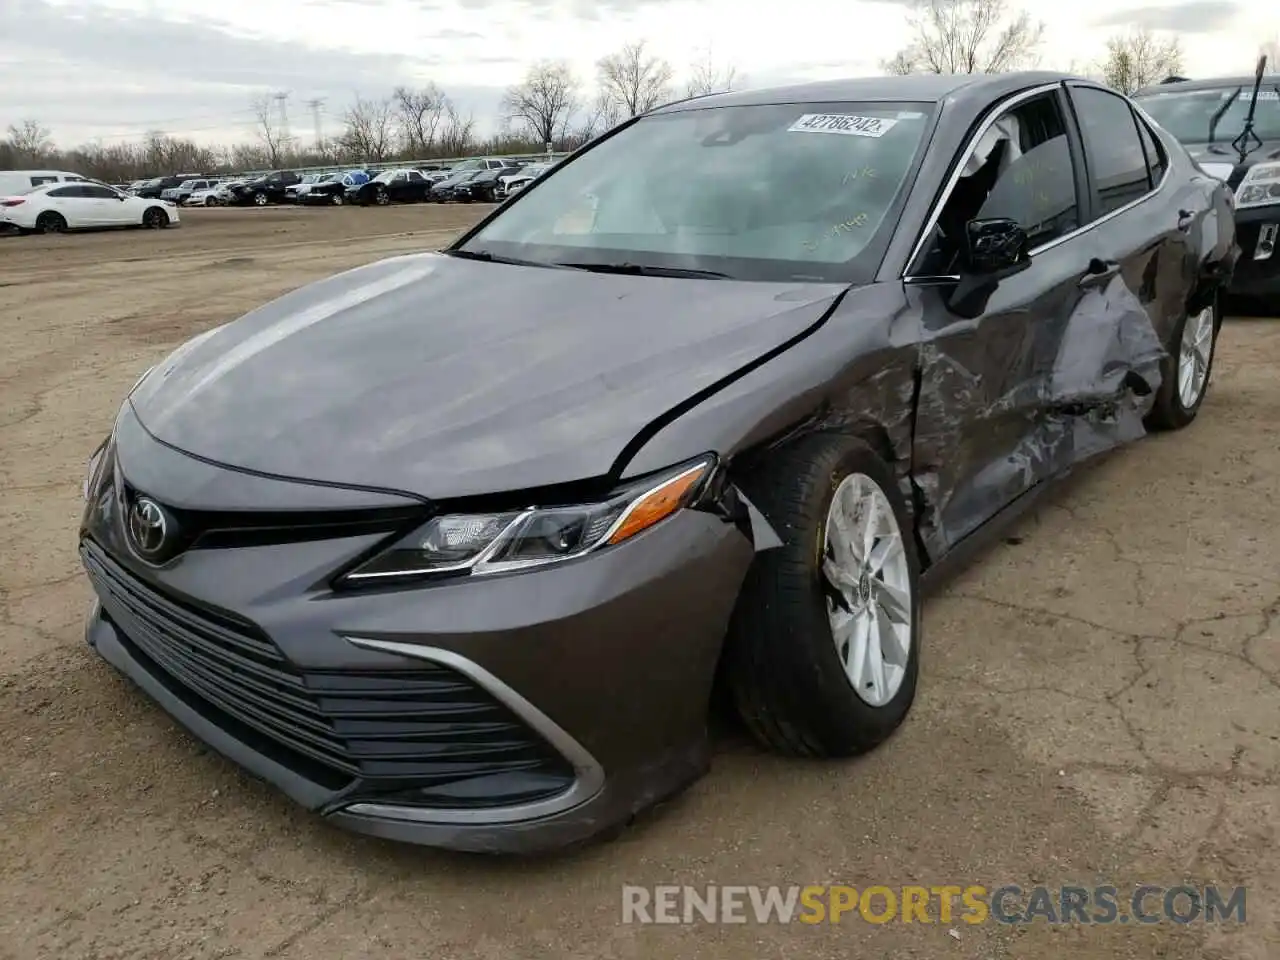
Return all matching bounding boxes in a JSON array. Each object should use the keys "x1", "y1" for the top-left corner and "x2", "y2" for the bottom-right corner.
[
  {"x1": 373, "y1": 172, "x2": 395, "y2": 183},
  {"x1": 178, "y1": 180, "x2": 196, "y2": 189},
  {"x1": 457, "y1": 101, "x2": 934, "y2": 282},
  {"x1": 1135, "y1": 84, "x2": 1280, "y2": 145}
]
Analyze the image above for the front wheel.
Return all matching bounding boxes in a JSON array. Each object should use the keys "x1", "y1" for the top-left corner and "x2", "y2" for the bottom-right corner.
[
  {"x1": 253, "y1": 192, "x2": 268, "y2": 206},
  {"x1": 1145, "y1": 293, "x2": 1220, "y2": 431},
  {"x1": 331, "y1": 193, "x2": 344, "y2": 206},
  {"x1": 142, "y1": 207, "x2": 169, "y2": 229},
  {"x1": 725, "y1": 433, "x2": 921, "y2": 758},
  {"x1": 375, "y1": 188, "x2": 390, "y2": 206},
  {"x1": 204, "y1": 196, "x2": 217, "y2": 207}
]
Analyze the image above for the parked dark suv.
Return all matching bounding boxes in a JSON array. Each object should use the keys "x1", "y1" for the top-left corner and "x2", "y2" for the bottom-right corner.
[{"x1": 134, "y1": 175, "x2": 203, "y2": 199}]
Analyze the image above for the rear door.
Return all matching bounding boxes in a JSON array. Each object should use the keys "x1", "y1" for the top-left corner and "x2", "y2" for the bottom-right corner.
[
  {"x1": 44, "y1": 184, "x2": 97, "y2": 227},
  {"x1": 1064, "y1": 82, "x2": 1197, "y2": 361}
]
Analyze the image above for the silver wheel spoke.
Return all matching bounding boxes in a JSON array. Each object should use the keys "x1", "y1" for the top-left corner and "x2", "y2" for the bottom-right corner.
[
  {"x1": 876, "y1": 603, "x2": 911, "y2": 667},
  {"x1": 866, "y1": 535, "x2": 898, "y2": 576},
  {"x1": 842, "y1": 612, "x2": 870, "y2": 688},
  {"x1": 822, "y1": 557, "x2": 856, "y2": 591},
  {"x1": 872, "y1": 577, "x2": 911, "y2": 624},
  {"x1": 863, "y1": 613, "x2": 886, "y2": 703}
]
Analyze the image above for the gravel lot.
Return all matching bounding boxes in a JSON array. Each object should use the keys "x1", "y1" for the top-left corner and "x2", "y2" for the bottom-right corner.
[{"x1": 1, "y1": 206, "x2": 1277, "y2": 960}]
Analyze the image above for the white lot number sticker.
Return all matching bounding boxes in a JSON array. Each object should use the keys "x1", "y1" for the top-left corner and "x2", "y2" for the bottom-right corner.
[{"x1": 789, "y1": 113, "x2": 899, "y2": 137}]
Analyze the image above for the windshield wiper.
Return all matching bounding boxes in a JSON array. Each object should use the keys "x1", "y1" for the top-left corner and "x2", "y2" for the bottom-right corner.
[
  {"x1": 442, "y1": 248, "x2": 557, "y2": 268},
  {"x1": 554, "y1": 261, "x2": 731, "y2": 279},
  {"x1": 1231, "y1": 56, "x2": 1275, "y2": 163},
  {"x1": 1206, "y1": 86, "x2": 1242, "y2": 154}
]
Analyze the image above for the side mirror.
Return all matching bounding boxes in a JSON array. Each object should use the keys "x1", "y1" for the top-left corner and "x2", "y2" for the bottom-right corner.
[{"x1": 947, "y1": 217, "x2": 1032, "y2": 319}]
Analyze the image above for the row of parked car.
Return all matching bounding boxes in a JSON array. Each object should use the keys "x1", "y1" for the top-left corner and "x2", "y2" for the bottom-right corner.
[{"x1": 117, "y1": 158, "x2": 557, "y2": 210}]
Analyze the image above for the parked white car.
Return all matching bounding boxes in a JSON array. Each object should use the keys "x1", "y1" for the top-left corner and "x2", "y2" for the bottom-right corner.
[{"x1": 0, "y1": 181, "x2": 181, "y2": 233}]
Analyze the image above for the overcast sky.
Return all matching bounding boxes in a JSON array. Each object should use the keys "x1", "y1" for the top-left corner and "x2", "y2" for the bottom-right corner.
[{"x1": 0, "y1": 0, "x2": 1274, "y2": 148}]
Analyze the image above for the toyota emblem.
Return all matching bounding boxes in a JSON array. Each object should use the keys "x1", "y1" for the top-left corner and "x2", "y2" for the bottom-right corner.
[{"x1": 128, "y1": 496, "x2": 169, "y2": 559}]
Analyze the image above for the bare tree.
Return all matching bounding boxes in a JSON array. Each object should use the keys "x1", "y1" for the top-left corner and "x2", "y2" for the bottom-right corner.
[
  {"x1": 6, "y1": 119, "x2": 53, "y2": 161},
  {"x1": 437, "y1": 104, "x2": 477, "y2": 157},
  {"x1": 684, "y1": 48, "x2": 738, "y2": 97},
  {"x1": 338, "y1": 95, "x2": 396, "y2": 162},
  {"x1": 1099, "y1": 28, "x2": 1184, "y2": 94},
  {"x1": 880, "y1": 0, "x2": 1044, "y2": 75},
  {"x1": 596, "y1": 41, "x2": 673, "y2": 117},
  {"x1": 250, "y1": 95, "x2": 290, "y2": 167},
  {"x1": 394, "y1": 83, "x2": 447, "y2": 155},
  {"x1": 502, "y1": 61, "x2": 581, "y2": 147}
]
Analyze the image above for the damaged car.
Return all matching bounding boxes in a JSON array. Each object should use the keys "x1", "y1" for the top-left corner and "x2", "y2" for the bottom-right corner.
[
  {"x1": 1133, "y1": 56, "x2": 1278, "y2": 310},
  {"x1": 79, "y1": 72, "x2": 1236, "y2": 854}
]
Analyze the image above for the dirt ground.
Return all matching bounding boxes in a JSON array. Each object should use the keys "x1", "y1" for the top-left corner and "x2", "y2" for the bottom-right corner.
[{"x1": 1, "y1": 206, "x2": 1277, "y2": 960}]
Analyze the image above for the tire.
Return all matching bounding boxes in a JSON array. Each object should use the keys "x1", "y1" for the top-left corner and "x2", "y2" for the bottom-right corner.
[
  {"x1": 253, "y1": 192, "x2": 268, "y2": 206},
  {"x1": 375, "y1": 188, "x2": 390, "y2": 206},
  {"x1": 331, "y1": 193, "x2": 344, "y2": 206},
  {"x1": 724, "y1": 433, "x2": 922, "y2": 758},
  {"x1": 204, "y1": 197, "x2": 217, "y2": 207},
  {"x1": 35, "y1": 212, "x2": 67, "y2": 234},
  {"x1": 1145, "y1": 292, "x2": 1220, "y2": 431},
  {"x1": 142, "y1": 207, "x2": 168, "y2": 229}
]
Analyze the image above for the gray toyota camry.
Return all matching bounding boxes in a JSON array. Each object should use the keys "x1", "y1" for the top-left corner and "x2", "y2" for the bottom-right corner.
[{"x1": 80, "y1": 72, "x2": 1236, "y2": 853}]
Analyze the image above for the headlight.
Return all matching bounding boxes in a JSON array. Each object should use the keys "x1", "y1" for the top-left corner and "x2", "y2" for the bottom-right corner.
[
  {"x1": 341, "y1": 457, "x2": 714, "y2": 583},
  {"x1": 1234, "y1": 162, "x2": 1280, "y2": 209}
]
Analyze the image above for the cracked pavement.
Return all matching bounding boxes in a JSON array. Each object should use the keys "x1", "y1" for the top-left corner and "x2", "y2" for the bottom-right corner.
[{"x1": 1, "y1": 207, "x2": 1277, "y2": 960}]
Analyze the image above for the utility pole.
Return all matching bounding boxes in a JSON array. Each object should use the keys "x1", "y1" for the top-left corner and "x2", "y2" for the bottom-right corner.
[
  {"x1": 305, "y1": 98, "x2": 326, "y2": 151},
  {"x1": 273, "y1": 91, "x2": 291, "y2": 149}
]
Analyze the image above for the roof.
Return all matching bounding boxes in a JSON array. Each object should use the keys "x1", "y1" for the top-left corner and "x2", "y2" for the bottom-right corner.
[
  {"x1": 651, "y1": 71, "x2": 1078, "y2": 113},
  {"x1": 1134, "y1": 75, "x2": 1280, "y2": 97}
]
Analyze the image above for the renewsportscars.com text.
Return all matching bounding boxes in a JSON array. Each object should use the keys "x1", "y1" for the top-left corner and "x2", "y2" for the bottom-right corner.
[{"x1": 621, "y1": 884, "x2": 1247, "y2": 925}]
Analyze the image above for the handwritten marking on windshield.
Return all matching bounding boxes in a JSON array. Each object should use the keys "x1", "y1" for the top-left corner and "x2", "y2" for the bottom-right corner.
[
  {"x1": 802, "y1": 213, "x2": 870, "y2": 251},
  {"x1": 842, "y1": 167, "x2": 878, "y2": 185}
]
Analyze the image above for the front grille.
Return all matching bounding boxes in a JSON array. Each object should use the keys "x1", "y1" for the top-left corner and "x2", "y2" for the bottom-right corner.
[{"x1": 82, "y1": 542, "x2": 576, "y2": 806}]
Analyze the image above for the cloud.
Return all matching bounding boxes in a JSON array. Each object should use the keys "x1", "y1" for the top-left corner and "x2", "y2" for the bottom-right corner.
[
  {"x1": 1092, "y1": 1, "x2": 1241, "y2": 34},
  {"x1": 0, "y1": 0, "x2": 511, "y2": 143}
]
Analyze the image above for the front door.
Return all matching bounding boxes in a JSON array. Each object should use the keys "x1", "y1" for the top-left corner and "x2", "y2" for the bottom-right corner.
[{"x1": 906, "y1": 85, "x2": 1097, "y2": 555}]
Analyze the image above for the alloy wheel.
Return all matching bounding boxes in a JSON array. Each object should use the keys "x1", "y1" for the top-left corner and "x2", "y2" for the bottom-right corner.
[
  {"x1": 1177, "y1": 305, "x2": 1214, "y2": 409},
  {"x1": 822, "y1": 473, "x2": 913, "y2": 708}
]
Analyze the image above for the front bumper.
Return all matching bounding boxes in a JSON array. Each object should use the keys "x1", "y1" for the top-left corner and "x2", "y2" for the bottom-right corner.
[
  {"x1": 1229, "y1": 206, "x2": 1280, "y2": 301},
  {"x1": 80, "y1": 418, "x2": 752, "y2": 852}
]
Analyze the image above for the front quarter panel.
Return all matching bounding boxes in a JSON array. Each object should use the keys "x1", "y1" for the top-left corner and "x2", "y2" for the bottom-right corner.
[{"x1": 620, "y1": 283, "x2": 919, "y2": 516}]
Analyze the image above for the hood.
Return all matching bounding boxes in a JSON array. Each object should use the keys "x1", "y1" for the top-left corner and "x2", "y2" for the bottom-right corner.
[
  {"x1": 129, "y1": 252, "x2": 847, "y2": 500},
  {"x1": 1183, "y1": 140, "x2": 1280, "y2": 184}
]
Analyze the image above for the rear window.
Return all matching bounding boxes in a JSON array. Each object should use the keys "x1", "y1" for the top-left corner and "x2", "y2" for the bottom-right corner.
[{"x1": 462, "y1": 101, "x2": 935, "y2": 282}]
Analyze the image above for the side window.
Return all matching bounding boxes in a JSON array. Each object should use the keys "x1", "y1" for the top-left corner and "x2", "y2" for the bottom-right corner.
[
  {"x1": 1134, "y1": 115, "x2": 1167, "y2": 185},
  {"x1": 916, "y1": 92, "x2": 1079, "y2": 275},
  {"x1": 392, "y1": 173, "x2": 407, "y2": 183},
  {"x1": 46, "y1": 186, "x2": 80, "y2": 198},
  {"x1": 30, "y1": 175, "x2": 58, "y2": 187},
  {"x1": 1070, "y1": 86, "x2": 1152, "y2": 216},
  {"x1": 408, "y1": 171, "x2": 424, "y2": 182},
  {"x1": 85, "y1": 186, "x2": 117, "y2": 199}
]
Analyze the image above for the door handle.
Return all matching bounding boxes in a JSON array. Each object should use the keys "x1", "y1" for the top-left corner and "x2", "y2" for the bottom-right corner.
[
  {"x1": 1079, "y1": 258, "x2": 1121, "y2": 288},
  {"x1": 1177, "y1": 208, "x2": 1195, "y2": 232}
]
